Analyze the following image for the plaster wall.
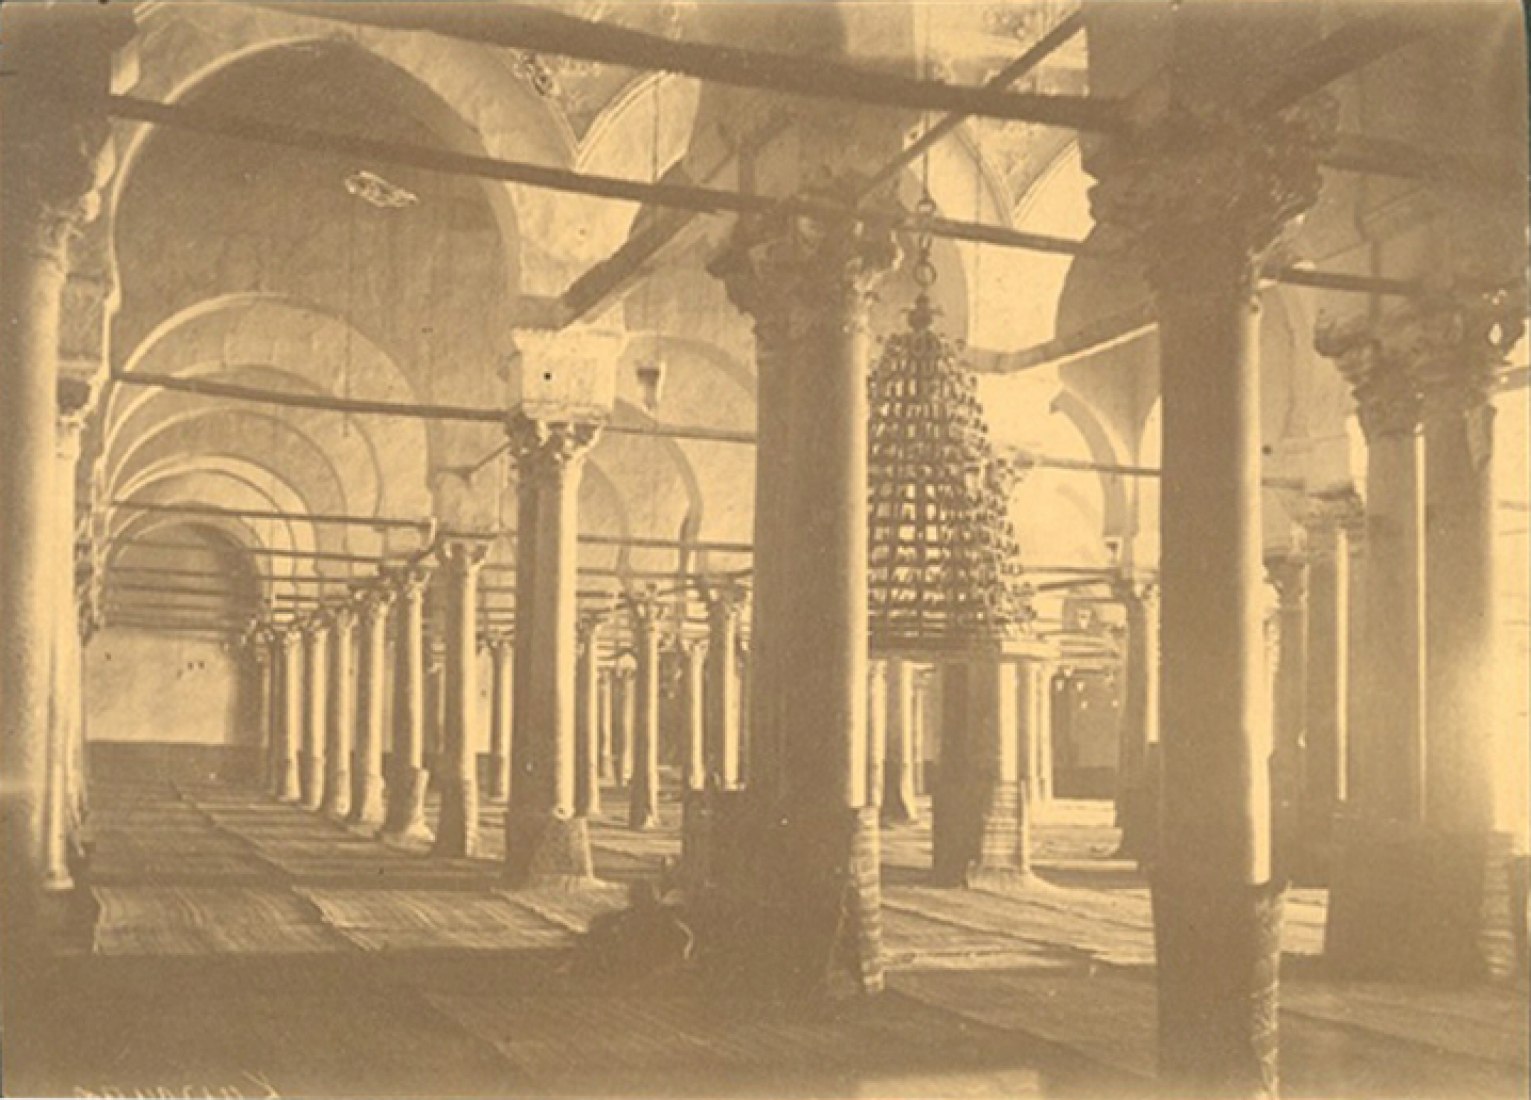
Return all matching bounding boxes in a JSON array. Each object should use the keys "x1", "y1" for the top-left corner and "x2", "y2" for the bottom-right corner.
[{"x1": 87, "y1": 628, "x2": 247, "y2": 747}]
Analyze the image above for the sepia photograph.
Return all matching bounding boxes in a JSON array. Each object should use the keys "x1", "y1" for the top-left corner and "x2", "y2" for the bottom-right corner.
[{"x1": 0, "y1": 1, "x2": 1527, "y2": 1096}]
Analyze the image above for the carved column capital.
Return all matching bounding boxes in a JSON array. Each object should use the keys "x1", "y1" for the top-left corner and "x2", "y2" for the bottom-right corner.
[
  {"x1": 577, "y1": 613, "x2": 606, "y2": 649},
  {"x1": 325, "y1": 602, "x2": 358, "y2": 637},
  {"x1": 1110, "y1": 571, "x2": 1160, "y2": 611},
  {"x1": 1, "y1": 8, "x2": 134, "y2": 268},
  {"x1": 1088, "y1": 97, "x2": 1334, "y2": 294},
  {"x1": 709, "y1": 185, "x2": 900, "y2": 342},
  {"x1": 624, "y1": 586, "x2": 666, "y2": 634},
  {"x1": 387, "y1": 561, "x2": 435, "y2": 601},
  {"x1": 1264, "y1": 553, "x2": 1309, "y2": 608},
  {"x1": 702, "y1": 577, "x2": 750, "y2": 622},
  {"x1": 353, "y1": 583, "x2": 396, "y2": 626},
  {"x1": 437, "y1": 538, "x2": 491, "y2": 576},
  {"x1": 1400, "y1": 286, "x2": 1526, "y2": 422},
  {"x1": 504, "y1": 414, "x2": 601, "y2": 490},
  {"x1": 1316, "y1": 315, "x2": 1422, "y2": 441}
]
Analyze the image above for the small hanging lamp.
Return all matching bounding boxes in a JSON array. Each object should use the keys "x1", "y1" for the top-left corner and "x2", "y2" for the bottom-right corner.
[{"x1": 867, "y1": 196, "x2": 1030, "y2": 657}]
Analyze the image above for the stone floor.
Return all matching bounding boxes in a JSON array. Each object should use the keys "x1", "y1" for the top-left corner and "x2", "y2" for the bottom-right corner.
[{"x1": 7, "y1": 775, "x2": 1526, "y2": 1098}]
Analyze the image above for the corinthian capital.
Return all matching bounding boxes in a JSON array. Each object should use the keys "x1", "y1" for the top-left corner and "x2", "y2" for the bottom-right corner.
[
  {"x1": 1, "y1": 7, "x2": 134, "y2": 265},
  {"x1": 709, "y1": 182, "x2": 899, "y2": 342},
  {"x1": 437, "y1": 538, "x2": 491, "y2": 577},
  {"x1": 505, "y1": 414, "x2": 601, "y2": 489},
  {"x1": 388, "y1": 561, "x2": 435, "y2": 602},
  {"x1": 353, "y1": 582, "x2": 396, "y2": 626},
  {"x1": 1315, "y1": 314, "x2": 1421, "y2": 441},
  {"x1": 1397, "y1": 286, "x2": 1526, "y2": 421},
  {"x1": 1088, "y1": 95, "x2": 1334, "y2": 294}
]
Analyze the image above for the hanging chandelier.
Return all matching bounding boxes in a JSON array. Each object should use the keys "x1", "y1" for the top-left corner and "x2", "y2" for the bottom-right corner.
[{"x1": 867, "y1": 202, "x2": 1030, "y2": 656}]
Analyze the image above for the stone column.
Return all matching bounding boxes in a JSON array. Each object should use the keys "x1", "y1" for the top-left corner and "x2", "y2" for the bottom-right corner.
[
  {"x1": 702, "y1": 581, "x2": 745, "y2": 789},
  {"x1": 0, "y1": 6, "x2": 123, "y2": 961},
  {"x1": 503, "y1": 416, "x2": 601, "y2": 887},
  {"x1": 574, "y1": 616, "x2": 603, "y2": 817},
  {"x1": 613, "y1": 666, "x2": 634, "y2": 789},
  {"x1": 433, "y1": 541, "x2": 487, "y2": 857},
  {"x1": 1417, "y1": 290, "x2": 1521, "y2": 837},
  {"x1": 381, "y1": 563, "x2": 433, "y2": 843},
  {"x1": 1018, "y1": 660, "x2": 1056, "y2": 807},
  {"x1": 681, "y1": 639, "x2": 708, "y2": 793},
  {"x1": 320, "y1": 605, "x2": 357, "y2": 820},
  {"x1": 299, "y1": 614, "x2": 330, "y2": 812},
  {"x1": 273, "y1": 627, "x2": 304, "y2": 803},
  {"x1": 627, "y1": 593, "x2": 663, "y2": 831},
  {"x1": 1300, "y1": 493, "x2": 1358, "y2": 879},
  {"x1": 932, "y1": 657, "x2": 1027, "y2": 888},
  {"x1": 349, "y1": 585, "x2": 393, "y2": 828},
  {"x1": 596, "y1": 665, "x2": 615, "y2": 784},
  {"x1": 866, "y1": 661, "x2": 887, "y2": 812},
  {"x1": 1323, "y1": 291, "x2": 1524, "y2": 981},
  {"x1": 911, "y1": 668, "x2": 930, "y2": 797},
  {"x1": 1318, "y1": 318, "x2": 1428, "y2": 827},
  {"x1": 485, "y1": 632, "x2": 514, "y2": 804},
  {"x1": 881, "y1": 658, "x2": 919, "y2": 824},
  {"x1": 1265, "y1": 554, "x2": 1308, "y2": 880},
  {"x1": 736, "y1": 640, "x2": 752, "y2": 787},
  {"x1": 44, "y1": 410, "x2": 87, "y2": 893},
  {"x1": 1111, "y1": 576, "x2": 1160, "y2": 862},
  {"x1": 247, "y1": 629, "x2": 274, "y2": 789},
  {"x1": 713, "y1": 202, "x2": 896, "y2": 995},
  {"x1": 1090, "y1": 97, "x2": 1328, "y2": 1093}
]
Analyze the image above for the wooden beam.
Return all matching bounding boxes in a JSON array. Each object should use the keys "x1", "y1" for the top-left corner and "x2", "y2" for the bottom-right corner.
[
  {"x1": 253, "y1": 2, "x2": 1123, "y2": 133},
  {"x1": 111, "y1": 369, "x2": 758, "y2": 445},
  {"x1": 111, "y1": 499, "x2": 433, "y2": 532},
  {"x1": 1256, "y1": 11, "x2": 1424, "y2": 115},
  {"x1": 103, "y1": 95, "x2": 1434, "y2": 295},
  {"x1": 103, "y1": 94, "x2": 1091, "y2": 259},
  {"x1": 861, "y1": 11, "x2": 1085, "y2": 196}
]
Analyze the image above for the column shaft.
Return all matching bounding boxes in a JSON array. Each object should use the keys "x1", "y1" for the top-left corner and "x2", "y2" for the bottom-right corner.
[
  {"x1": 434, "y1": 542, "x2": 485, "y2": 857},
  {"x1": 881, "y1": 658, "x2": 919, "y2": 824},
  {"x1": 1301, "y1": 505, "x2": 1352, "y2": 875},
  {"x1": 382, "y1": 566, "x2": 432, "y2": 842},
  {"x1": 1114, "y1": 580, "x2": 1160, "y2": 862},
  {"x1": 574, "y1": 620, "x2": 602, "y2": 816},
  {"x1": 704, "y1": 588, "x2": 744, "y2": 788},
  {"x1": 300, "y1": 620, "x2": 330, "y2": 811},
  {"x1": 350, "y1": 590, "x2": 392, "y2": 828},
  {"x1": 504, "y1": 418, "x2": 599, "y2": 887},
  {"x1": 628, "y1": 601, "x2": 662, "y2": 831},
  {"x1": 275, "y1": 631, "x2": 303, "y2": 802},
  {"x1": 486, "y1": 636, "x2": 514, "y2": 804},
  {"x1": 1267, "y1": 557, "x2": 1309, "y2": 878},
  {"x1": 682, "y1": 641, "x2": 707, "y2": 793},
  {"x1": 321, "y1": 609, "x2": 356, "y2": 820},
  {"x1": 44, "y1": 418, "x2": 84, "y2": 892}
]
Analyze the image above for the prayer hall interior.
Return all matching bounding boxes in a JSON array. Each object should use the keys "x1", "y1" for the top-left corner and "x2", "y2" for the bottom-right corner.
[{"x1": 0, "y1": 2, "x2": 1527, "y2": 1097}]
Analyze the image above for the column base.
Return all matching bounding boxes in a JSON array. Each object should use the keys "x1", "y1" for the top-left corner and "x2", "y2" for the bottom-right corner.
[
  {"x1": 41, "y1": 867, "x2": 75, "y2": 894},
  {"x1": 680, "y1": 789, "x2": 715, "y2": 890},
  {"x1": 1325, "y1": 819, "x2": 1518, "y2": 983},
  {"x1": 347, "y1": 776, "x2": 386, "y2": 829},
  {"x1": 1113, "y1": 783, "x2": 1158, "y2": 864},
  {"x1": 378, "y1": 765, "x2": 431, "y2": 844},
  {"x1": 628, "y1": 783, "x2": 660, "y2": 831},
  {"x1": 432, "y1": 776, "x2": 480, "y2": 858},
  {"x1": 933, "y1": 779, "x2": 1029, "y2": 889},
  {"x1": 299, "y1": 753, "x2": 325, "y2": 811},
  {"x1": 505, "y1": 811, "x2": 597, "y2": 889},
  {"x1": 274, "y1": 761, "x2": 301, "y2": 804},
  {"x1": 484, "y1": 755, "x2": 510, "y2": 804},
  {"x1": 703, "y1": 799, "x2": 883, "y2": 999},
  {"x1": 1152, "y1": 873, "x2": 1283, "y2": 1099},
  {"x1": 320, "y1": 769, "x2": 352, "y2": 821}
]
